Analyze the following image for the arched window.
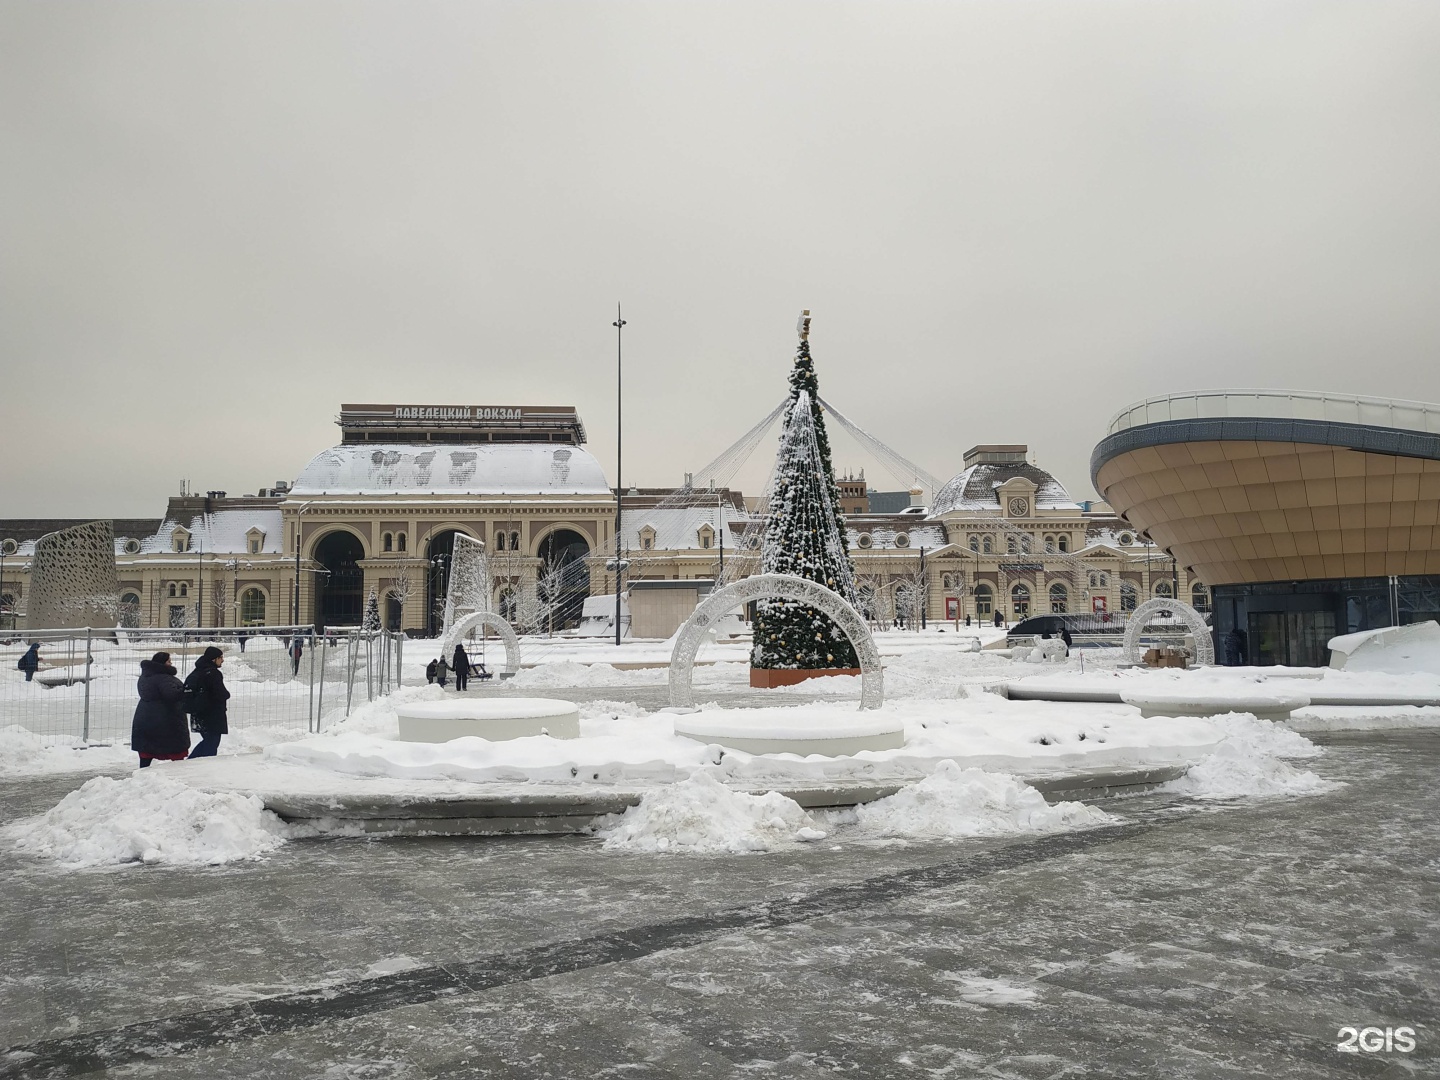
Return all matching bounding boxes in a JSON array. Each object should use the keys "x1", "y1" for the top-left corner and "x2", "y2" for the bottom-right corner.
[
  {"x1": 240, "y1": 588, "x2": 266, "y2": 625},
  {"x1": 1155, "y1": 580, "x2": 1173, "y2": 598},
  {"x1": 118, "y1": 592, "x2": 141, "y2": 628},
  {"x1": 982, "y1": 536, "x2": 992, "y2": 554},
  {"x1": 179, "y1": 583, "x2": 189, "y2": 597},
  {"x1": 1011, "y1": 582, "x2": 1031, "y2": 616},
  {"x1": 397, "y1": 532, "x2": 406, "y2": 552},
  {"x1": 1191, "y1": 582, "x2": 1209, "y2": 612},
  {"x1": 168, "y1": 582, "x2": 177, "y2": 597},
  {"x1": 494, "y1": 532, "x2": 505, "y2": 552},
  {"x1": 941, "y1": 573, "x2": 953, "y2": 590},
  {"x1": 973, "y1": 583, "x2": 993, "y2": 615},
  {"x1": 968, "y1": 535, "x2": 979, "y2": 552},
  {"x1": 1043, "y1": 535, "x2": 1055, "y2": 553},
  {"x1": 1120, "y1": 581, "x2": 1138, "y2": 611},
  {"x1": 1088, "y1": 573, "x2": 1097, "y2": 588},
  {"x1": 383, "y1": 533, "x2": 393, "y2": 553},
  {"x1": 1099, "y1": 573, "x2": 1108, "y2": 587},
  {"x1": 1049, "y1": 583, "x2": 1068, "y2": 614},
  {"x1": 1007, "y1": 536, "x2": 1018, "y2": 554},
  {"x1": 510, "y1": 531, "x2": 521, "y2": 552},
  {"x1": 1057, "y1": 535, "x2": 1069, "y2": 553}
]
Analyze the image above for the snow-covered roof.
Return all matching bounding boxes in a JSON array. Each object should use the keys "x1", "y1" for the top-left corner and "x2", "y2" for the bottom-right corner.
[
  {"x1": 619, "y1": 505, "x2": 749, "y2": 551},
  {"x1": 289, "y1": 443, "x2": 612, "y2": 497},
  {"x1": 140, "y1": 509, "x2": 285, "y2": 555},
  {"x1": 846, "y1": 524, "x2": 947, "y2": 551},
  {"x1": 928, "y1": 462, "x2": 1081, "y2": 516}
]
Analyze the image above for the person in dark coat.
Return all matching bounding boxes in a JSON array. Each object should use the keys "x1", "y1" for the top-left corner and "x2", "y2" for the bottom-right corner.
[
  {"x1": 17, "y1": 642, "x2": 41, "y2": 681},
  {"x1": 1060, "y1": 627, "x2": 1074, "y2": 650},
  {"x1": 452, "y1": 643, "x2": 470, "y2": 691},
  {"x1": 425, "y1": 659, "x2": 438, "y2": 684},
  {"x1": 185, "y1": 646, "x2": 231, "y2": 758},
  {"x1": 289, "y1": 635, "x2": 304, "y2": 675},
  {"x1": 436, "y1": 657, "x2": 449, "y2": 688},
  {"x1": 131, "y1": 652, "x2": 190, "y2": 768}
]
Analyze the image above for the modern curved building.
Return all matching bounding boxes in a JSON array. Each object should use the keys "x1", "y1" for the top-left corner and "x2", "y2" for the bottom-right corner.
[{"x1": 1092, "y1": 390, "x2": 1440, "y2": 665}]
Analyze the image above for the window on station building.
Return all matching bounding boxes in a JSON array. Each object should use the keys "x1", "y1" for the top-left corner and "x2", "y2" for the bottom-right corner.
[
  {"x1": 179, "y1": 583, "x2": 188, "y2": 597},
  {"x1": 973, "y1": 583, "x2": 993, "y2": 615},
  {"x1": 1049, "y1": 583, "x2": 1068, "y2": 613},
  {"x1": 1120, "y1": 581, "x2": 1138, "y2": 611},
  {"x1": 509, "y1": 531, "x2": 520, "y2": 551},
  {"x1": 383, "y1": 533, "x2": 393, "y2": 553},
  {"x1": 1011, "y1": 583, "x2": 1031, "y2": 616},
  {"x1": 493, "y1": 532, "x2": 505, "y2": 552},
  {"x1": 1155, "y1": 580, "x2": 1174, "y2": 598},
  {"x1": 168, "y1": 582, "x2": 177, "y2": 597},
  {"x1": 1057, "y1": 534, "x2": 1069, "y2": 553},
  {"x1": 1191, "y1": 582, "x2": 1209, "y2": 611},
  {"x1": 397, "y1": 533, "x2": 406, "y2": 552},
  {"x1": 968, "y1": 535, "x2": 979, "y2": 552},
  {"x1": 240, "y1": 588, "x2": 266, "y2": 625},
  {"x1": 982, "y1": 536, "x2": 993, "y2": 554},
  {"x1": 1043, "y1": 535, "x2": 1055, "y2": 552}
]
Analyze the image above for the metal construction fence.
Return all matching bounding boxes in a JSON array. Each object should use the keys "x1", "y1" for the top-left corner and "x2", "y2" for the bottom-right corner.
[{"x1": 0, "y1": 625, "x2": 404, "y2": 743}]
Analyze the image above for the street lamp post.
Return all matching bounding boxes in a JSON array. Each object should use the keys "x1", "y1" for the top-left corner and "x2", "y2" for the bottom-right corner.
[{"x1": 612, "y1": 304, "x2": 626, "y2": 648}]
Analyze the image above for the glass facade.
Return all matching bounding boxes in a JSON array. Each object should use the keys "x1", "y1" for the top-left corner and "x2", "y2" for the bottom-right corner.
[{"x1": 1212, "y1": 575, "x2": 1440, "y2": 667}]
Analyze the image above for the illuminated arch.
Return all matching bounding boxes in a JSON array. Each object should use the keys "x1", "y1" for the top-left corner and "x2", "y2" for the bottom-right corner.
[
  {"x1": 1123, "y1": 597, "x2": 1214, "y2": 665},
  {"x1": 669, "y1": 573, "x2": 883, "y2": 710},
  {"x1": 438, "y1": 610, "x2": 522, "y2": 676}
]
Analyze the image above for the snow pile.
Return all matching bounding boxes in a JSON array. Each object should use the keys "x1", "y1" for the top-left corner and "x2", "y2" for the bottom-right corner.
[
  {"x1": 1204, "y1": 712, "x2": 1322, "y2": 759},
  {"x1": 1162, "y1": 740, "x2": 1337, "y2": 800},
  {"x1": 595, "y1": 771, "x2": 826, "y2": 853},
  {"x1": 850, "y1": 760, "x2": 1114, "y2": 838},
  {"x1": 0, "y1": 725, "x2": 134, "y2": 776},
  {"x1": 5, "y1": 768, "x2": 289, "y2": 867}
]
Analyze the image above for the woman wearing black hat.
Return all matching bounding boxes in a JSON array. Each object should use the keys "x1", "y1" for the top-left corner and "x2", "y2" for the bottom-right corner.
[
  {"x1": 185, "y1": 646, "x2": 231, "y2": 758},
  {"x1": 131, "y1": 651, "x2": 190, "y2": 768}
]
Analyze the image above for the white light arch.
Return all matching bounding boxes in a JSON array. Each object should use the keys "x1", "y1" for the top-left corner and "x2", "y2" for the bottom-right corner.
[
  {"x1": 438, "y1": 611, "x2": 522, "y2": 675},
  {"x1": 1123, "y1": 597, "x2": 1215, "y2": 665},
  {"x1": 668, "y1": 573, "x2": 884, "y2": 710}
]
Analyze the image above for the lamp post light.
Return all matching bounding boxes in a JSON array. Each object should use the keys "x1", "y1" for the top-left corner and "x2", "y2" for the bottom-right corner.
[{"x1": 612, "y1": 304, "x2": 626, "y2": 648}]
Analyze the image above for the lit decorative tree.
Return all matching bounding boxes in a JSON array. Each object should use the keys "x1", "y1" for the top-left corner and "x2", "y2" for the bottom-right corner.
[{"x1": 752, "y1": 314, "x2": 860, "y2": 671}]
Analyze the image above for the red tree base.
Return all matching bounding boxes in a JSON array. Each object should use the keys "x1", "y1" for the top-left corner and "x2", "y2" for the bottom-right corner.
[{"x1": 749, "y1": 667, "x2": 862, "y2": 688}]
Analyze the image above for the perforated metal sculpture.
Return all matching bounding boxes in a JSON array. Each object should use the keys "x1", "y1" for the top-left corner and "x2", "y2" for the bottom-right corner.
[{"x1": 25, "y1": 520, "x2": 121, "y2": 630}]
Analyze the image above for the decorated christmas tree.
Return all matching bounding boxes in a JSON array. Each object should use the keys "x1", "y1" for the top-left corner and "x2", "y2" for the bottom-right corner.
[
  {"x1": 751, "y1": 313, "x2": 860, "y2": 671},
  {"x1": 362, "y1": 587, "x2": 381, "y2": 632}
]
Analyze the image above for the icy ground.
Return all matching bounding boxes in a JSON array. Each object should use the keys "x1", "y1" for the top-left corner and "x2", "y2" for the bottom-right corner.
[{"x1": 0, "y1": 731, "x2": 1433, "y2": 1077}]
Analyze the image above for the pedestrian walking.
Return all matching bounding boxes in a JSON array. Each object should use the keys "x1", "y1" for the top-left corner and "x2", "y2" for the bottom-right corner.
[
  {"x1": 236, "y1": 631, "x2": 249, "y2": 653},
  {"x1": 452, "y1": 642, "x2": 470, "y2": 691},
  {"x1": 436, "y1": 657, "x2": 449, "y2": 688},
  {"x1": 17, "y1": 642, "x2": 40, "y2": 682},
  {"x1": 185, "y1": 646, "x2": 231, "y2": 758},
  {"x1": 289, "y1": 635, "x2": 304, "y2": 675},
  {"x1": 425, "y1": 659, "x2": 438, "y2": 684},
  {"x1": 131, "y1": 652, "x2": 190, "y2": 768}
]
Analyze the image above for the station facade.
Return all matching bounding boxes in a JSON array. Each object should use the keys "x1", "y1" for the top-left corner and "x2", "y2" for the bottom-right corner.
[{"x1": 2, "y1": 405, "x2": 1207, "y2": 634}]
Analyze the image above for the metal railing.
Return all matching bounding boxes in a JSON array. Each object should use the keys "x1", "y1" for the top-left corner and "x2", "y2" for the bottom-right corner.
[
  {"x1": 0, "y1": 624, "x2": 403, "y2": 743},
  {"x1": 1105, "y1": 389, "x2": 1440, "y2": 437}
]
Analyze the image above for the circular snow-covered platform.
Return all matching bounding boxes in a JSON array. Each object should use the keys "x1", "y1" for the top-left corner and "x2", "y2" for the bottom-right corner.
[
  {"x1": 396, "y1": 698, "x2": 580, "y2": 743},
  {"x1": 1119, "y1": 689, "x2": 1311, "y2": 723},
  {"x1": 672, "y1": 712, "x2": 905, "y2": 757}
]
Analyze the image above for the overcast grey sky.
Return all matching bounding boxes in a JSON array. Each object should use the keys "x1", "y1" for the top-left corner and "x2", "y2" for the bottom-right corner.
[{"x1": 3, "y1": 1, "x2": 1439, "y2": 517}]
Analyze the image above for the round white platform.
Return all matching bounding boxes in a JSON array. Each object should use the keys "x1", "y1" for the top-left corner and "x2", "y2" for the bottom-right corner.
[
  {"x1": 1119, "y1": 689, "x2": 1311, "y2": 723},
  {"x1": 672, "y1": 712, "x2": 905, "y2": 757},
  {"x1": 396, "y1": 698, "x2": 580, "y2": 743}
]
